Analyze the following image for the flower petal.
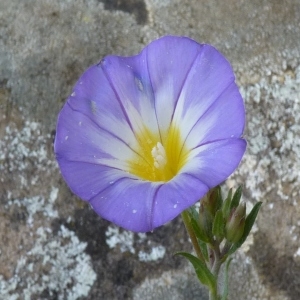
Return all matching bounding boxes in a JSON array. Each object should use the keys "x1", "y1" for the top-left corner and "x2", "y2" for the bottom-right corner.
[
  {"x1": 89, "y1": 179, "x2": 160, "y2": 232},
  {"x1": 67, "y1": 64, "x2": 137, "y2": 148},
  {"x1": 145, "y1": 36, "x2": 202, "y2": 140},
  {"x1": 55, "y1": 104, "x2": 140, "y2": 200},
  {"x1": 185, "y1": 138, "x2": 247, "y2": 188},
  {"x1": 171, "y1": 43, "x2": 238, "y2": 141},
  {"x1": 57, "y1": 161, "x2": 126, "y2": 201},
  {"x1": 89, "y1": 174, "x2": 208, "y2": 232},
  {"x1": 184, "y1": 81, "x2": 245, "y2": 148},
  {"x1": 151, "y1": 174, "x2": 209, "y2": 229},
  {"x1": 98, "y1": 52, "x2": 160, "y2": 136},
  {"x1": 55, "y1": 102, "x2": 140, "y2": 167}
]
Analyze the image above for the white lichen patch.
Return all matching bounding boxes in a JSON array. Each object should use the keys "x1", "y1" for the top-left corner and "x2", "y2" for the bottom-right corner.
[
  {"x1": 137, "y1": 232, "x2": 147, "y2": 242},
  {"x1": 0, "y1": 120, "x2": 56, "y2": 193},
  {"x1": 1, "y1": 186, "x2": 97, "y2": 300},
  {"x1": 105, "y1": 226, "x2": 165, "y2": 261},
  {"x1": 105, "y1": 225, "x2": 136, "y2": 254},
  {"x1": 5, "y1": 187, "x2": 59, "y2": 226},
  {"x1": 0, "y1": 226, "x2": 96, "y2": 300},
  {"x1": 138, "y1": 245, "x2": 166, "y2": 262},
  {"x1": 1, "y1": 118, "x2": 97, "y2": 299},
  {"x1": 0, "y1": 121, "x2": 54, "y2": 173},
  {"x1": 238, "y1": 64, "x2": 300, "y2": 202}
]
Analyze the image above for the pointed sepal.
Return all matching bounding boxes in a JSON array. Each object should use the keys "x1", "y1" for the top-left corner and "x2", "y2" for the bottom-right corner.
[
  {"x1": 230, "y1": 185, "x2": 243, "y2": 210},
  {"x1": 212, "y1": 209, "x2": 225, "y2": 239}
]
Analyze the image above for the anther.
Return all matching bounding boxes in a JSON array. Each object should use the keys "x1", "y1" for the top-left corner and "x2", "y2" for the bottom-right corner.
[{"x1": 151, "y1": 142, "x2": 167, "y2": 169}]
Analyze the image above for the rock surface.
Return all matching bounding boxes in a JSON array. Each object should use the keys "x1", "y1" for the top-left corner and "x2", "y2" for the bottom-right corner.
[{"x1": 1, "y1": 0, "x2": 300, "y2": 299}]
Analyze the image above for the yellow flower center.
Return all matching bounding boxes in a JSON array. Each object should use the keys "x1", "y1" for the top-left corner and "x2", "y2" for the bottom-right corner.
[{"x1": 127, "y1": 124, "x2": 189, "y2": 182}]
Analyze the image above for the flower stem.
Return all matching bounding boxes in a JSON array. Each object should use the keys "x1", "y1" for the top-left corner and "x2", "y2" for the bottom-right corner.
[
  {"x1": 209, "y1": 289, "x2": 219, "y2": 300},
  {"x1": 208, "y1": 243, "x2": 222, "y2": 300},
  {"x1": 181, "y1": 210, "x2": 204, "y2": 261}
]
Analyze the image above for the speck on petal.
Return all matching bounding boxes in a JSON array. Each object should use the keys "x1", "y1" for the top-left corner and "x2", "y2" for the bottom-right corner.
[{"x1": 54, "y1": 35, "x2": 246, "y2": 232}]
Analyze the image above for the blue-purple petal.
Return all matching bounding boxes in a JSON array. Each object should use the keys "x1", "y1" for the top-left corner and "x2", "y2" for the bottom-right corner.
[
  {"x1": 184, "y1": 82, "x2": 245, "y2": 148},
  {"x1": 145, "y1": 36, "x2": 202, "y2": 139},
  {"x1": 89, "y1": 179, "x2": 160, "y2": 232},
  {"x1": 151, "y1": 174, "x2": 209, "y2": 229},
  {"x1": 185, "y1": 138, "x2": 247, "y2": 188}
]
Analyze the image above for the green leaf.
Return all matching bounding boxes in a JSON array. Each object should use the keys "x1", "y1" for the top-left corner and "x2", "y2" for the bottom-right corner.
[
  {"x1": 230, "y1": 185, "x2": 243, "y2": 210},
  {"x1": 221, "y1": 258, "x2": 233, "y2": 300},
  {"x1": 212, "y1": 209, "x2": 225, "y2": 239},
  {"x1": 241, "y1": 201, "x2": 262, "y2": 243},
  {"x1": 228, "y1": 202, "x2": 262, "y2": 255},
  {"x1": 198, "y1": 238, "x2": 209, "y2": 262},
  {"x1": 175, "y1": 252, "x2": 216, "y2": 289}
]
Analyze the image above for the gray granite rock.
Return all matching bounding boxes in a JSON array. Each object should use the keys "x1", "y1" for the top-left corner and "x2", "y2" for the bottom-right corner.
[{"x1": 1, "y1": 0, "x2": 300, "y2": 299}]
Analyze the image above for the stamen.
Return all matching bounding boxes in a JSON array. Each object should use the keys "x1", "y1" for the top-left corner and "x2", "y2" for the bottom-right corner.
[
  {"x1": 126, "y1": 124, "x2": 187, "y2": 182},
  {"x1": 151, "y1": 142, "x2": 167, "y2": 169}
]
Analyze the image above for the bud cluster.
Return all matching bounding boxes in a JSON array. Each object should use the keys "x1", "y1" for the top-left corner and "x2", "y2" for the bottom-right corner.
[
  {"x1": 196, "y1": 186, "x2": 261, "y2": 252},
  {"x1": 197, "y1": 186, "x2": 246, "y2": 246},
  {"x1": 177, "y1": 185, "x2": 262, "y2": 299}
]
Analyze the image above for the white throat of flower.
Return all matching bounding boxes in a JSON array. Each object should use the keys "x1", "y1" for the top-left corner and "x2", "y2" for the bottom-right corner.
[{"x1": 151, "y1": 142, "x2": 167, "y2": 169}]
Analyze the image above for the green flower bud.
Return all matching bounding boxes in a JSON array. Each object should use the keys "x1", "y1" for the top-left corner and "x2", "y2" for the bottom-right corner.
[
  {"x1": 205, "y1": 186, "x2": 223, "y2": 217},
  {"x1": 225, "y1": 202, "x2": 246, "y2": 244},
  {"x1": 198, "y1": 201, "x2": 214, "y2": 242}
]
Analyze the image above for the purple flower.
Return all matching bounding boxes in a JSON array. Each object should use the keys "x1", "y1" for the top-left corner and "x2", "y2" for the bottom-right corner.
[{"x1": 54, "y1": 36, "x2": 246, "y2": 232}]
